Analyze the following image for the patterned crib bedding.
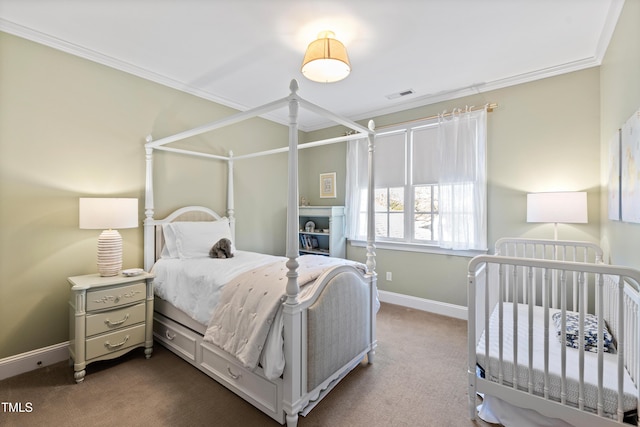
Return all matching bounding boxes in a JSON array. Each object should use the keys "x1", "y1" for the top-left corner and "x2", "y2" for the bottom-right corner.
[{"x1": 476, "y1": 302, "x2": 637, "y2": 416}]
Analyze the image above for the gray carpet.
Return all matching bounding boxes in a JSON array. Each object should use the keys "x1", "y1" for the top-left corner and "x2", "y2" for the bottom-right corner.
[{"x1": 0, "y1": 303, "x2": 493, "y2": 426}]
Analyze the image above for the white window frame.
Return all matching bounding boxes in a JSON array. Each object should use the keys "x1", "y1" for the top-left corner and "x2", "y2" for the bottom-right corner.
[{"x1": 347, "y1": 113, "x2": 487, "y2": 256}]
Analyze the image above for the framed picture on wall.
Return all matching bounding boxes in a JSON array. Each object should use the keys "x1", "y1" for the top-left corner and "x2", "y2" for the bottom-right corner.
[
  {"x1": 319, "y1": 172, "x2": 336, "y2": 198},
  {"x1": 621, "y1": 109, "x2": 640, "y2": 223},
  {"x1": 608, "y1": 128, "x2": 621, "y2": 220}
]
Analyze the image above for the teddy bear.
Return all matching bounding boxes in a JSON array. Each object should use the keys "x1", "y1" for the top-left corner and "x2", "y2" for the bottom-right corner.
[{"x1": 209, "y1": 238, "x2": 234, "y2": 259}]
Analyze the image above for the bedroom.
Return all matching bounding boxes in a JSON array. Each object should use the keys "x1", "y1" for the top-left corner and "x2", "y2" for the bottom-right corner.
[{"x1": 0, "y1": 0, "x2": 639, "y2": 425}]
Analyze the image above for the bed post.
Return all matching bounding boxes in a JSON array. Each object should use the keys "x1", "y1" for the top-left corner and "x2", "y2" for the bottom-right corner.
[
  {"x1": 366, "y1": 120, "x2": 376, "y2": 275},
  {"x1": 467, "y1": 262, "x2": 478, "y2": 420},
  {"x1": 143, "y1": 142, "x2": 155, "y2": 272},
  {"x1": 283, "y1": 79, "x2": 302, "y2": 427},
  {"x1": 365, "y1": 120, "x2": 378, "y2": 365},
  {"x1": 284, "y1": 80, "x2": 301, "y2": 304},
  {"x1": 227, "y1": 150, "x2": 236, "y2": 242},
  {"x1": 284, "y1": 80, "x2": 301, "y2": 303}
]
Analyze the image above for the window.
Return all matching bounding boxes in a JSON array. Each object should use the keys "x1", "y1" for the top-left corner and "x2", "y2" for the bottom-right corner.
[{"x1": 346, "y1": 109, "x2": 487, "y2": 251}]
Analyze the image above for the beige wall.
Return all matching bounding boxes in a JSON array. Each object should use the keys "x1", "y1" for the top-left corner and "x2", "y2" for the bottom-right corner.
[
  {"x1": 600, "y1": 0, "x2": 640, "y2": 267},
  {"x1": 0, "y1": 33, "x2": 290, "y2": 359},
  {"x1": 305, "y1": 67, "x2": 601, "y2": 306},
  {"x1": 1, "y1": 2, "x2": 638, "y2": 359}
]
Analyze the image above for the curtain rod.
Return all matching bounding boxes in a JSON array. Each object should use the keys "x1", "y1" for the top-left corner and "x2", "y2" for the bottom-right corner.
[{"x1": 374, "y1": 102, "x2": 497, "y2": 130}]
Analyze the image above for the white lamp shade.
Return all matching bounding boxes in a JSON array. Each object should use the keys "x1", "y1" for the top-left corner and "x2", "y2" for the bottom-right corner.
[
  {"x1": 79, "y1": 198, "x2": 138, "y2": 229},
  {"x1": 526, "y1": 192, "x2": 588, "y2": 224},
  {"x1": 79, "y1": 198, "x2": 138, "y2": 276}
]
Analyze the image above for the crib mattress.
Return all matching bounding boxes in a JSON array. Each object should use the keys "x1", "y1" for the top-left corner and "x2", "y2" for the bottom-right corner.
[{"x1": 476, "y1": 302, "x2": 637, "y2": 416}]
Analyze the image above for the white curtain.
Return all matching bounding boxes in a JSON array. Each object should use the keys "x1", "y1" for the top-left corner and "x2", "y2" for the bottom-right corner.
[
  {"x1": 345, "y1": 138, "x2": 367, "y2": 240},
  {"x1": 437, "y1": 108, "x2": 487, "y2": 250}
]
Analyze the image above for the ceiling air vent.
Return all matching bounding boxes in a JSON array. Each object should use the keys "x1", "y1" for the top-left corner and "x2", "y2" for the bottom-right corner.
[{"x1": 385, "y1": 89, "x2": 415, "y2": 100}]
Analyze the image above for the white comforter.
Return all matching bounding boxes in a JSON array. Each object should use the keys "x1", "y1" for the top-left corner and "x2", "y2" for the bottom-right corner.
[
  {"x1": 204, "y1": 255, "x2": 367, "y2": 377},
  {"x1": 153, "y1": 251, "x2": 368, "y2": 379},
  {"x1": 152, "y1": 250, "x2": 285, "y2": 325}
]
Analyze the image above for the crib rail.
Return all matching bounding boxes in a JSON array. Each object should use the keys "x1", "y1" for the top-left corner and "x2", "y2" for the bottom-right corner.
[
  {"x1": 495, "y1": 238, "x2": 604, "y2": 263},
  {"x1": 495, "y1": 238, "x2": 604, "y2": 310},
  {"x1": 468, "y1": 255, "x2": 640, "y2": 426},
  {"x1": 605, "y1": 274, "x2": 640, "y2": 385}
]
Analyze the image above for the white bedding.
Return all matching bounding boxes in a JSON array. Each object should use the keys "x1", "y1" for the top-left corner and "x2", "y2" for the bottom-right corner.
[
  {"x1": 152, "y1": 250, "x2": 285, "y2": 325},
  {"x1": 152, "y1": 250, "x2": 370, "y2": 380},
  {"x1": 477, "y1": 302, "x2": 637, "y2": 417},
  {"x1": 204, "y1": 255, "x2": 367, "y2": 378}
]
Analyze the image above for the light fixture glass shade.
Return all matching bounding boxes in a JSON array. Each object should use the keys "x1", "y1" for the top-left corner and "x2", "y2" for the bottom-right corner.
[
  {"x1": 301, "y1": 31, "x2": 351, "y2": 83},
  {"x1": 527, "y1": 192, "x2": 587, "y2": 239},
  {"x1": 79, "y1": 198, "x2": 138, "y2": 276}
]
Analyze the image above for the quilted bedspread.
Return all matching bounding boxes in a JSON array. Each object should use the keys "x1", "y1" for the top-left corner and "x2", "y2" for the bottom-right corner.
[{"x1": 203, "y1": 255, "x2": 366, "y2": 371}]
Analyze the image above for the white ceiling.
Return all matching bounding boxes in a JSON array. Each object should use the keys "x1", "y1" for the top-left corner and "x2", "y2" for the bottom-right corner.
[{"x1": 0, "y1": 0, "x2": 624, "y2": 131}]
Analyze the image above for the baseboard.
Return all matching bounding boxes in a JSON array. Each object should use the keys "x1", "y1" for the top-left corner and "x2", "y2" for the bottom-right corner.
[
  {"x1": 0, "y1": 293, "x2": 464, "y2": 381},
  {"x1": 378, "y1": 290, "x2": 468, "y2": 320},
  {"x1": 0, "y1": 341, "x2": 70, "y2": 381}
]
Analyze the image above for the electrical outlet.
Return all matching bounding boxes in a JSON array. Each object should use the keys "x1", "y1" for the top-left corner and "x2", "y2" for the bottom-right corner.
[{"x1": 386, "y1": 272, "x2": 392, "y2": 281}]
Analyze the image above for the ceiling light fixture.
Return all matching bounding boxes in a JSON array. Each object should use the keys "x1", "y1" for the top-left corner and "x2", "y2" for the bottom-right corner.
[{"x1": 301, "y1": 30, "x2": 351, "y2": 83}]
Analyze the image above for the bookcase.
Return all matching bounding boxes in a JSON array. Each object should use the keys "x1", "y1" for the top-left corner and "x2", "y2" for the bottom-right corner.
[{"x1": 298, "y1": 206, "x2": 345, "y2": 258}]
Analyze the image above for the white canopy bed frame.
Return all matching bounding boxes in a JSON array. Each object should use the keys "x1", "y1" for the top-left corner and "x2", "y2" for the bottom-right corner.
[{"x1": 142, "y1": 80, "x2": 377, "y2": 426}]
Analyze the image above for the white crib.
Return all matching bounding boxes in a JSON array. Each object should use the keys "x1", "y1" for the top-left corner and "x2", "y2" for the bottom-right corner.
[{"x1": 468, "y1": 238, "x2": 640, "y2": 427}]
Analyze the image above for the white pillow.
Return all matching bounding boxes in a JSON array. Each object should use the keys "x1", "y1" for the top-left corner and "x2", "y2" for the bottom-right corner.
[
  {"x1": 170, "y1": 219, "x2": 234, "y2": 259},
  {"x1": 161, "y1": 223, "x2": 179, "y2": 258}
]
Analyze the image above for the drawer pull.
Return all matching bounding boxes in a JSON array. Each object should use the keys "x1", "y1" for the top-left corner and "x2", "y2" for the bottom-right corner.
[
  {"x1": 104, "y1": 335, "x2": 129, "y2": 350},
  {"x1": 165, "y1": 330, "x2": 176, "y2": 341},
  {"x1": 104, "y1": 314, "x2": 129, "y2": 327},
  {"x1": 227, "y1": 366, "x2": 241, "y2": 380}
]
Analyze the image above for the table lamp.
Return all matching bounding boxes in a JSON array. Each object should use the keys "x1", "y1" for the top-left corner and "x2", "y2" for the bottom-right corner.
[
  {"x1": 79, "y1": 198, "x2": 138, "y2": 276},
  {"x1": 526, "y1": 192, "x2": 588, "y2": 240}
]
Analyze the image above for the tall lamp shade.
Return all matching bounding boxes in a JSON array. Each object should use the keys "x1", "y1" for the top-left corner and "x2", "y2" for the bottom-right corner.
[
  {"x1": 301, "y1": 31, "x2": 351, "y2": 83},
  {"x1": 526, "y1": 192, "x2": 588, "y2": 240},
  {"x1": 79, "y1": 198, "x2": 138, "y2": 276}
]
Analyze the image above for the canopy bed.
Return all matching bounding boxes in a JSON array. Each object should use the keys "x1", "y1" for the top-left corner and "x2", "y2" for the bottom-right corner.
[
  {"x1": 468, "y1": 238, "x2": 640, "y2": 426},
  {"x1": 142, "y1": 80, "x2": 378, "y2": 426}
]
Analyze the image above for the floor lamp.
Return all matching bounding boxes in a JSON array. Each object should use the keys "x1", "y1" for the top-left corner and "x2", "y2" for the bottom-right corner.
[{"x1": 526, "y1": 192, "x2": 588, "y2": 240}]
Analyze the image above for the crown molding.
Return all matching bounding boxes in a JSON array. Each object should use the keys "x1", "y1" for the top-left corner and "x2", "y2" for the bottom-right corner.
[
  {"x1": 0, "y1": 19, "x2": 264, "y2": 117},
  {"x1": 303, "y1": 56, "x2": 601, "y2": 132},
  {"x1": 1, "y1": 0, "x2": 622, "y2": 134}
]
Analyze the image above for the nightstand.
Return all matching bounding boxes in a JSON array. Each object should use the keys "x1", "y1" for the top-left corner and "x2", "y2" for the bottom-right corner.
[{"x1": 68, "y1": 272, "x2": 154, "y2": 383}]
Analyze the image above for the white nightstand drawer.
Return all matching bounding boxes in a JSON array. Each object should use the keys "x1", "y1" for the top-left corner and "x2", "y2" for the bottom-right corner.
[
  {"x1": 86, "y1": 282, "x2": 146, "y2": 311},
  {"x1": 200, "y1": 342, "x2": 279, "y2": 414},
  {"x1": 86, "y1": 302, "x2": 146, "y2": 337},
  {"x1": 85, "y1": 323, "x2": 146, "y2": 360}
]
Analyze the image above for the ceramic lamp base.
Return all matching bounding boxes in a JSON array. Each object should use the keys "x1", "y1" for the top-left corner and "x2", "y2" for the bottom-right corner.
[{"x1": 97, "y1": 229, "x2": 122, "y2": 277}]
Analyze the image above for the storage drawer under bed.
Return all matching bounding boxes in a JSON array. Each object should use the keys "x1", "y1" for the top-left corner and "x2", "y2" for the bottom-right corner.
[
  {"x1": 153, "y1": 314, "x2": 198, "y2": 363},
  {"x1": 199, "y1": 341, "x2": 281, "y2": 418}
]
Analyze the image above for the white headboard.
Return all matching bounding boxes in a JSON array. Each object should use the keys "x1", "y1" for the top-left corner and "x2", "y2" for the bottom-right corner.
[{"x1": 144, "y1": 206, "x2": 233, "y2": 270}]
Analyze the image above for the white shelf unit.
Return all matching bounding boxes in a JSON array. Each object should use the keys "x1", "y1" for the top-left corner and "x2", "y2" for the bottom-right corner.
[{"x1": 298, "y1": 206, "x2": 345, "y2": 258}]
